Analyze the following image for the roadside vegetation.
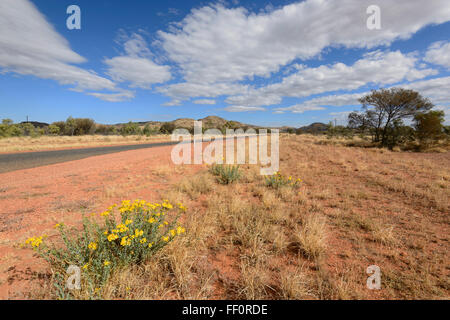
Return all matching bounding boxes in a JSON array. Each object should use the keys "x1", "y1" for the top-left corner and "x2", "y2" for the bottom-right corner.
[
  {"x1": 2, "y1": 88, "x2": 449, "y2": 153},
  {"x1": 24, "y1": 199, "x2": 186, "y2": 299},
  {"x1": 19, "y1": 133, "x2": 449, "y2": 300}
]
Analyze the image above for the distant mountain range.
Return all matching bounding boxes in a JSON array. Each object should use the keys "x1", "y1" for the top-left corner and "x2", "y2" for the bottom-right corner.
[{"x1": 21, "y1": 117, "x2": 329, "y2": 133}]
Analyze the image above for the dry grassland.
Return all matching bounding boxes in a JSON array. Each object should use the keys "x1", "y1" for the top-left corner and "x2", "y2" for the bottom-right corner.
[{"x1": 29, "y1": 134, "x2": 449, "y2": 299}]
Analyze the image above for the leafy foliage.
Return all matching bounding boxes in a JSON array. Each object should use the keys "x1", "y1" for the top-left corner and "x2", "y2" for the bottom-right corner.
[
  {"x1": 23, "y1": 199, "x2": 186, "y2": 299},
  {"x1": 210, "y1": 163, "x2": 241, "y2": 184},
  {"x1": 348, "y1": 88, "x2": 434, "y2": 147},
  {"x1": 265, "y1": 171, "x2": 302, "y2": 189}
]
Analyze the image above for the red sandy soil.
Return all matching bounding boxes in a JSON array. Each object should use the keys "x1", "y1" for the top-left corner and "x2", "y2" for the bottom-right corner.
[{"x1": 0, "y1": 145, "x2": 201, "y2": 299}]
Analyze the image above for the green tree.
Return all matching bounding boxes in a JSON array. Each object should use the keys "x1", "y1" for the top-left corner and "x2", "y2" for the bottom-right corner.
[
  {"x1": 65, "y1": 117, "x2": 76, "y2": 136},
  {"x1": 52, "y1": 121, "x2": 66, "y2": 135},
  {"x1": 73, "y1": 118, "x2": 95, "y2": 135},
  {"x1": 48, "y1": 124, "x2": 61, "y2": 136},
  {"x1": 414, "y1": 110, "x2": 445, "y2": 144},
  {"x1": 120, "y1": 122, "x2": 142, "y2": 136},
  {"x1": 143, "y1": 124, "x2": 158, "y2": 136},
  {"x1": 349, "y1": 88, "x2": 434, "y2": 146},
  {"x1": 20, "y1": 123, "x2": 36, "y2": 136},
  {"x1": 159, "y1": 122, "x2": 176, "y2": 134}
]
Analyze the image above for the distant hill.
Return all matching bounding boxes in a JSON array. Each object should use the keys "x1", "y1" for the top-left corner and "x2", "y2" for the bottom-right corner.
[
  {"x1": 114, "y1": 116, "x2": 255, "y2": 131},
  {"x1": 20, "y1": 121, "x2": 49, "y2": 128},
  {"x1": 296, "y1": 122, "x2": 328, "y2": 134},
  {"x1": 18, "y1": 116, "x2": 329, "y2": 135}
]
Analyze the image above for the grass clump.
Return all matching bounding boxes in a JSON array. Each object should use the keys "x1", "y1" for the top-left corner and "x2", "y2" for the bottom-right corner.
[
  {"x1": 210, "y1": 163, "x2": 241, "y2": 185},
  {"x1": 23, "y1": 199, "x2": 186, "y2": 299}
]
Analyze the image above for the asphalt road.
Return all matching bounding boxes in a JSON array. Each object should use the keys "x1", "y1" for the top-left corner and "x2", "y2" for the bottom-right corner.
[{"x1": 0, "y1": 141, "x2": 181, "y2": 174}]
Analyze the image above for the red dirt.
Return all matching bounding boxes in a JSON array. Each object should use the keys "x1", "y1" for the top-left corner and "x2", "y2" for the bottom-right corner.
[{"x1": 0, "y1": 144, "x2": 202, "y2": 299}]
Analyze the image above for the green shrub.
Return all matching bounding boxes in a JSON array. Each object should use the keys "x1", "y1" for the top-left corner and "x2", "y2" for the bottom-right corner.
[
  {"x1": 48, "y1": 124, "x2": 61, "y2": 136},
  {"x1": 210, "y1": 163, "x2": 241, "y2": 185},
  {"x1": 265, "y1": 172, "x2": 302, "y2": 189},
  {"x1": 120, "y1": 122, "x2": 143, "y2": 136},
  {"x1": 23, "y1": 199, "x2": 186, "y2": 299},
  {"x1": 160, "y1": 122, "x2": 176, "y2": 134}
]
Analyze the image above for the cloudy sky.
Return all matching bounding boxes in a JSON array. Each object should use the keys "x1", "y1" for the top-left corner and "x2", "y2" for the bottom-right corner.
[{"x1": 1, "y1": 0, "x2": 450, "y2": 126}]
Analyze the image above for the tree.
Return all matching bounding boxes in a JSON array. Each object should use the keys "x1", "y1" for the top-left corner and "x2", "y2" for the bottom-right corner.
[
  {"x1": 20, "y1": 122, "x2": 36, "y2": 137},
  {"x1": 120, "y1": 122, "x2": 142, "y2": 136},
  {"x1": 65, "y1": 117, "x2": 76, "y2": 136},
  {"x1": 414, "y1": 110, "x2": 445, "y2": 143},
  {"x1": 48, "y1": 124, "x2": 61, "y2": 136},
  {"x1": 143, "y1": 124, "x2": 158, "y2": 136},
  {"x1": 52, "y1": 121, "x2": 66, "y2": 135},
  {"x1": 159, "y1": 122, "x2": 176, "y2": 134},
  {"x1": 2, "y1": 119, "x2": 13, "y2": 126},
  {"x1": 73, "y1": 118, "x2": 95, "y2": 135},
  {"x1": 444, "y1": 125, "x2": 450, "y2": 136},
  {"x1": 349, "y1": 88, "x2": 434, "y2": 147}
]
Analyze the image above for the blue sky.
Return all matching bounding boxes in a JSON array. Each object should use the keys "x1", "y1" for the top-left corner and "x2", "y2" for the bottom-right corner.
[{"x1": 1, "y1": 0, "x2": 450, "y2": 127}]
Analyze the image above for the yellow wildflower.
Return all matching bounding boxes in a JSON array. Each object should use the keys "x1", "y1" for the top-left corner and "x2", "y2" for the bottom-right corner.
[
  {"x1": 107, "y1": 234, "x2": 119, "y2": 242},
  {"x1": 88, "y1": 242, "x2": 98, "y2": 251},
  {"x1": 120, "y1": 236, "x2": 131, "y2": 246},
  {"x1": 103, "y1": 260, "x2": 110, "y2": 267},
  {"x1": 140, "y1": 238, "x2": 147, "y2": 244},
  {"x1": 134, "y1": 229, "x2": 143, "y2": 237},
  {"x1": 176, "y1": 226, "x2": 186, "y2": 235},
  {"x1": 100, "y1": 211, "x2": 109, "y2": 217}
]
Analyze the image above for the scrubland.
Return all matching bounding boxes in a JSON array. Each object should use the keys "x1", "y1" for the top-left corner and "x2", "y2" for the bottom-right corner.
[{"x1": 11, "y1": 134, "x2": 450, "y2": 299}]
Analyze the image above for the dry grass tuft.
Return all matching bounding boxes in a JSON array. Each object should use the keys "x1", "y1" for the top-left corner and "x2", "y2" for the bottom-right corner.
[{"x1": 294, "y1": 214, "x2": 327, "y2": 259}]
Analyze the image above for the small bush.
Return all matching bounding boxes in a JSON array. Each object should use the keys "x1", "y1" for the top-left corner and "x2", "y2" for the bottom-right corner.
[
  {"x1": 23, "y1": 199, "x2": 186, "y2": 299},
  {"x1": 210, "y1": 163, "x2": 241, "y2": 184},
  {"x1": 265, "y1": 171, "x2": 302, "y2": 189}
]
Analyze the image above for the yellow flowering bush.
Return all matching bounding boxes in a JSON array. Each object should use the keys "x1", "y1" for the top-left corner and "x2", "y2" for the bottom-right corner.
[
  {"x1": 265, "y1": 171, "x2": 302, "y2": 189},
  {"x1": 23, "y1": 199, "x2": 186, "y2": 299}
]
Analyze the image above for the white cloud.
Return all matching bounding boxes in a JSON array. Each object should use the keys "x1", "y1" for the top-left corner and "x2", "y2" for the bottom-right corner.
[
  {"x1": 158, "y1": 0, "x2": 450, "y2": 85},
  {"x1": 424, "y1": 41, "x2": 450, "y2": 69},
  {"x1": 277, "y1": 105, "x2": 326, "y2": 114},
  {"x1": 224, "y1": 105, "x2": 266, "y2": 112},
  {"x1": 404, "y1": 76, "x2": 450, "y2": 105},
  {"x1": 225, "y1": 92, "x2": 282, "y2": 107},
  {"x1": 193, "y1": 99, "x2": 216, "y2": 105},
  {"x1": 229, "y1": 50, "x2": 436, "y2": 107},
  {"x1": 276, "y1": 76, "x2": 450, "y2": 115},
  {"x1": 0, "y1": 0, "x2": 117, "y2": 92},
  {"x1": 105, "y1": 33, "x2": 171, "y2": 89},
  {"x1": 274, "y1": 93, "x2": 363, "y2": 113},
  {"x1": 155, "y1": 0, "x2": 450, "y2": 106},
  {"x1": 158, "y1": 81, "x2": 244, "y2": 104},
  {"x1": 87, "y1": 91, "x2": 135, "y2": 102}
]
